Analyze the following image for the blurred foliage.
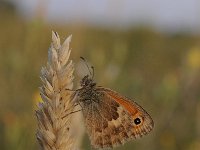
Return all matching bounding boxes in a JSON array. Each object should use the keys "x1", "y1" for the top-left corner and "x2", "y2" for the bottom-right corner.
[{"x1": 0, "y1": 3, "x2": 200, "y2": 150}]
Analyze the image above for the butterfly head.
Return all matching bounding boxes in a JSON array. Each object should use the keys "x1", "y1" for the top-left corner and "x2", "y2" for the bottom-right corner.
[
  {"x1": 79, "y1": 57, "x2": 96, "y2": 88},
  {"x1": 80, "y1": 75, "x2": 96, "y2": 88}
]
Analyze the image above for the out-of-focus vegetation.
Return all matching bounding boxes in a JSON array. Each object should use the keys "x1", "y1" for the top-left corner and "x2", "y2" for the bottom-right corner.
[{"x1": 0, "y1": 2, "x2": 200, "y2": 150}]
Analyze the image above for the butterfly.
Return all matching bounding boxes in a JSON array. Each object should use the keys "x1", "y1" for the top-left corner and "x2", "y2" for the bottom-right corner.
[{"x1": 74, "y1": 58, "x2": 154, "y2": 149}]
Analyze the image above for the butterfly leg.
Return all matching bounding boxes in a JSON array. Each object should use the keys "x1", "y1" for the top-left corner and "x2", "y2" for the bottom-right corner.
[{"x1": 61, "y1": 109, "x2": 82, "y2": 119}]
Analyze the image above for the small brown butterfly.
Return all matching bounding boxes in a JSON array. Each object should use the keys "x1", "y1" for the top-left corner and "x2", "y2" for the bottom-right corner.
[{"x1": 75, "y1": 58, "x2": 154, "y2": 149}]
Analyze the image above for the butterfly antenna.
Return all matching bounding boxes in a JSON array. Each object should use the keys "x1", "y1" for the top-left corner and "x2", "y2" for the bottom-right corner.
[
  {"x1": 80, "y1": 57, "x2": 93, "y2": 77},
  {"x1": 91, "y1": 66, "x2": 94, "y2": 79}
]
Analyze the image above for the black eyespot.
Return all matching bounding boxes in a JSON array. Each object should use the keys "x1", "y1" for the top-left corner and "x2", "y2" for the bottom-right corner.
[{"x1": 134, "y1": 117, "x2": 141, "y2": 125}]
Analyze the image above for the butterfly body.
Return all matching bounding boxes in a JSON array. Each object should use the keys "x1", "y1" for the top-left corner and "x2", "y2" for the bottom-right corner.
[{"x1": 76, "y1": 74, "x2": 154, "y2": 149}]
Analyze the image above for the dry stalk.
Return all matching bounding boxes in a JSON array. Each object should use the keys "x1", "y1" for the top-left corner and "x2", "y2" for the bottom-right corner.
[{"x1": 36, "y1": 31, "x2": 76, "y2": 150}]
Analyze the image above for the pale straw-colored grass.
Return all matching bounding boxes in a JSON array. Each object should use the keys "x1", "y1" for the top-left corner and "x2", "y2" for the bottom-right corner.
[{"x1": 36, "y1": 31, "x2": 77, "y2": 150}]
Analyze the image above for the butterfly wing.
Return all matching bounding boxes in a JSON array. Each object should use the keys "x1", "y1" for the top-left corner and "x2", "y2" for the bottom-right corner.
[
  {"x1": 101, "y1": 88, "x2": 154, "y2": 136},
  {"x1": 81, "y1": 87, "x2": 154, "y2": 149}
]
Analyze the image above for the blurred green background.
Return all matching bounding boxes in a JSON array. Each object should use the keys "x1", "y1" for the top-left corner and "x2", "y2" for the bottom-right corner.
[{"x1": 0, "y1": 1, "x2": 200, "y2": 150}]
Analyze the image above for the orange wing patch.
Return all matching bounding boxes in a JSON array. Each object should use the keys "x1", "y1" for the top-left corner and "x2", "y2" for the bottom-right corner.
[{"x1": 107, "y1": 91, "x2": 138, "y2": 116}]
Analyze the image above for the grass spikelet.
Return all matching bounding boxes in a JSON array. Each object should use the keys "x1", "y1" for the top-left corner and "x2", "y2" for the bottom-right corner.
[{"x1": 36, "y1": 31, "x2": 76, "y2": 150}]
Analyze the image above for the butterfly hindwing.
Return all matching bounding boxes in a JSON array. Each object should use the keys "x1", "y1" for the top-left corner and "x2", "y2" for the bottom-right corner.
[{"x1": 81, "y1": 87, "x2": 154, "y2": 149}]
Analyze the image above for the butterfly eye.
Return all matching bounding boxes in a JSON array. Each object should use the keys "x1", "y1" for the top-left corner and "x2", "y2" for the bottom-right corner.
[{"x1": 134, "y1": 117, "x2": 142, "y2": 125}]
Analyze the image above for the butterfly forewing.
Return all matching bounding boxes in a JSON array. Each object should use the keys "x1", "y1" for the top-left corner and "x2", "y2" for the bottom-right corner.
[{"x1": 101, "y1": 88, "x2": 154, "y2": 137}]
